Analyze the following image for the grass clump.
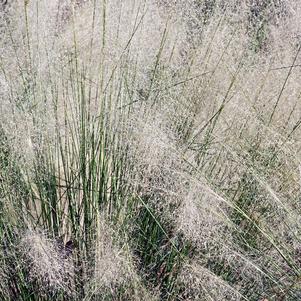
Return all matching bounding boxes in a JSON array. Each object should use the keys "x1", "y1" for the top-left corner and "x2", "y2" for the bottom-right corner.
[{"x1": 1, "y1": 0, "x2": 301, "y2": 300}]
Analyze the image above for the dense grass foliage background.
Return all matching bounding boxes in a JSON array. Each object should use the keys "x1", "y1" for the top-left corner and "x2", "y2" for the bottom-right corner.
[{"x1": 0, "y1": 0, "x2": 301, "y2": 300}]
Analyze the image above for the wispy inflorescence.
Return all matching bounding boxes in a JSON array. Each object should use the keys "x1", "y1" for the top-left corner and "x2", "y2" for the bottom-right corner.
[
  {"x1": 19, "y1": 230, "x2": 74, "y2": 296},
  {"x1": 1, "y1": 0, "x2": 301, "y2": 300}
]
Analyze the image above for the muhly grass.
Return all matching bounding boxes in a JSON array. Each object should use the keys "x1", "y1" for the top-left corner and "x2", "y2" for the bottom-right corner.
[{"x1": 0, "y1": 0, "x2": 301, "y2": 300}]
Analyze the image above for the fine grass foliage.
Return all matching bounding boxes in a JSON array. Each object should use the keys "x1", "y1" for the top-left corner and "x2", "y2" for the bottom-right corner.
[{"x1": 1, "y1": 0, "x2": 301, "y2": 300}]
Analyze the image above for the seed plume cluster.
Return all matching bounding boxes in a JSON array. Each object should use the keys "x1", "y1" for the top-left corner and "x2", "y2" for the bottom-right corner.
[{"x1": 0, "y1": 0, "x2": 301, "y2": 300}]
